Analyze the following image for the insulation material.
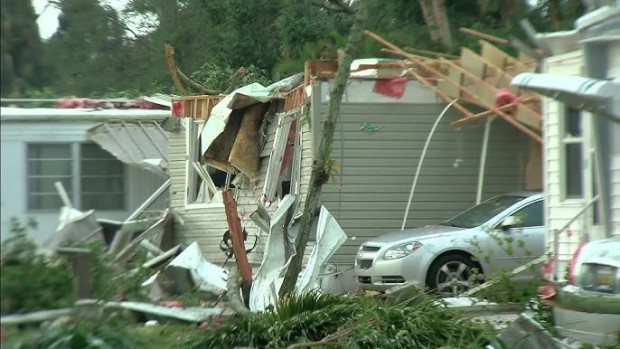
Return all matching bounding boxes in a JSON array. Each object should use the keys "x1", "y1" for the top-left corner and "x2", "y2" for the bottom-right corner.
[
  {"x1": 295, "y1": 206, "x2": 348, "y2": 294},
  {"x1": 229, "y1": 103, "x2": 267, "y2": 181},
  {"x1": 204, "y1": 109, "x2": 244, "y2": 173},
  {"x1": 249, "y1": 195, "x2": 298, "y2": 312}
]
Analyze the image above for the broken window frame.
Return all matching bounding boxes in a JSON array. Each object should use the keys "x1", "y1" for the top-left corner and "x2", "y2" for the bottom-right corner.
[
  {"x1": 184, "y1": 120, "x2": 222, "y2": 209},
  {"x1": 261, "y1": 110, "x2": 302, "y2": 206},
  {"x1": 27, "y1": 142, "x2": 126, "y2": 211}
]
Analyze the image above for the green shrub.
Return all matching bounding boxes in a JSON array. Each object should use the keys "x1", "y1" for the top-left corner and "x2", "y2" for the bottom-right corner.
[
  {"x1": 1, "y1": 218, "x2": 75, "y2": 314},
  {"x1": 190, "y1": 288, "x2": 495, "y2": 349}
]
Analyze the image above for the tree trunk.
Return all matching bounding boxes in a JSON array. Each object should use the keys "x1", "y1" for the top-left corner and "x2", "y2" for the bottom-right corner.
[
  {"x1": 278, "y1": 0, "x2": 368, "y2": 298},
  {"x1": 418, "y1": 0, "x2": 440, "y2": 43},
  {"x1": 431, "y1": 0, "x2": 452, "y2": 50}
]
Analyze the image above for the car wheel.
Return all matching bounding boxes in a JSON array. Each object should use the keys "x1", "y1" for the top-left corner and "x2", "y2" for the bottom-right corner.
[{"x1": 427, "y1": 254, "x2": 479, "y2": 297}]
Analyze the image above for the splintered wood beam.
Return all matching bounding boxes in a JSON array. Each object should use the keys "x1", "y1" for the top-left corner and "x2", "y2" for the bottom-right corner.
[
  {"x1": 451, "y1": 97, "x2": 537, "y2": 125},
  {"x1": 403, "y1": 47, "x2": 459, "y2": 59},
  {"x1": 405, "y1": 68, "x2": 473, "y2": 118},
  {"x1": 439, "y1": 57, "x2": 542, "y2": 121},
  {"x1": 222, "y1": 190, "x2": 252, "y2": 285},
  {"x1": 411, "y1": 57, "x2": 542, "y2": 143},
  {"x1": 459, "y1": 27, "x2": 509, "y2": 45},
  {"x1": 365, "y1": 29, "x2": 541, "y2": 143},
  {"x1": 365, "y1": 30, "x2": 415, "y2": 61}
]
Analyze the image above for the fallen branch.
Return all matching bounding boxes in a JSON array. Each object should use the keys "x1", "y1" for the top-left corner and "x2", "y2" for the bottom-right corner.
[
  {"x1": 176, "y1": 68, "x2": 217, "y2": 95},
  {"x1": 164, "y1": 44, "x2": 187, "y2": 95},
  {"x1": 224, "y1": 67, "x2": 247, "y2": 94}
]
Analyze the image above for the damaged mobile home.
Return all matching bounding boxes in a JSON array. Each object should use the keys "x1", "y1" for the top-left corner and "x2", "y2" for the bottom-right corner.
[
  {"x1": 169, "y1": 33, "x2": 545, "y2": 291},
  {"x1": 0, "y1": 97, "x2": 173, "y2": 244}
]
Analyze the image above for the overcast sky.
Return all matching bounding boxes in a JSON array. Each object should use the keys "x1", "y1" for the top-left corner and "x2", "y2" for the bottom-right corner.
[{"x1": 32, "y1": 0, "x2": 129, "y2": 39}]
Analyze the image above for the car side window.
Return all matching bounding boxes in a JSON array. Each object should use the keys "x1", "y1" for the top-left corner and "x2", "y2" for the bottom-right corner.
[{"x1": 511, "y1": 200, "x2": 544, "y2": 227}]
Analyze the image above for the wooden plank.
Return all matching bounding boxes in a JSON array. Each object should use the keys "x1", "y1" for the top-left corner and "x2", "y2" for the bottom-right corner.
[{"x1": 479, "y1": 40, "x2": 530, "y2": 76}]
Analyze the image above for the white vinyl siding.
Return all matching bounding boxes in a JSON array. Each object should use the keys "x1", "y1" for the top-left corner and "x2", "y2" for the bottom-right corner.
[{"x1": 543, "y1": 50, "x2": 589, "y2": 277}]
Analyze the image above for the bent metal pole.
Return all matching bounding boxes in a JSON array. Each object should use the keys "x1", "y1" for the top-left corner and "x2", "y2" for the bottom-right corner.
[{"x1": 401, "y1": 100, "x2": 457, "y2": 230}]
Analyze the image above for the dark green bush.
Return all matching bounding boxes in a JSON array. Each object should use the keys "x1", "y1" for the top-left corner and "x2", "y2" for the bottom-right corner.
[{"x1": 1, "y1": 218, "x2": 75, "y2": 314}]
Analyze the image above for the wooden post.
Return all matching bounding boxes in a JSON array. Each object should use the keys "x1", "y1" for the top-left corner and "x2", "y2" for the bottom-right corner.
[{"x1": 222, "y1": 190, "x2": 252, "y2": 303}]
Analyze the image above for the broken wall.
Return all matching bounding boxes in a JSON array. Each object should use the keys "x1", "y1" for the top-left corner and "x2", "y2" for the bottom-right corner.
[{"x1": 168, "y1": 112, "x2": 314, "y2": 265}]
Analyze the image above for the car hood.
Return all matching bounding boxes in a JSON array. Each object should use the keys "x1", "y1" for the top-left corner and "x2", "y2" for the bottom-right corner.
[{"x1": 364, "y1": 225, "x2": 467, "y2": 245}]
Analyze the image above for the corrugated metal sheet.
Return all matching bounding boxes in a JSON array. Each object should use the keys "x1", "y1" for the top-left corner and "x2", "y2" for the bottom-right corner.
[
  {"x1": 88, "y1": 120, "x2": 169, "y2": 177},
  {"x1": 320, "y1": 103, "x2": 531, "y2": 264}
]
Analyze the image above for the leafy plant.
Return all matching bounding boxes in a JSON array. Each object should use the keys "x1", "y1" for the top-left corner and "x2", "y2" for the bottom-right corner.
[
  {"x1": 1, "y1": 218, "x2": 75, "y2": 315},
  {"x1": 190, "y1": 288, "x2": 495, "y2": 349}
]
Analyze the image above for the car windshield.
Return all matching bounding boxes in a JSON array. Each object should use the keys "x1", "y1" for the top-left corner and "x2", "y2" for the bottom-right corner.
[{"x1": 441, "y1": 195, "x2": 526, "y2": 229}]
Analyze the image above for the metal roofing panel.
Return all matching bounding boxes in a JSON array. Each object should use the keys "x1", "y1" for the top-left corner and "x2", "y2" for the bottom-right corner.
[
  {"x1": 87, "y1": 120, "x2": 169, "y2": 177},
  {"x1": 512, "y1": 73, "x2": 620, "y2": 120}
]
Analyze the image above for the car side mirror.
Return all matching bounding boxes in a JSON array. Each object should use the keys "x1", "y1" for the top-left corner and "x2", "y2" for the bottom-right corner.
[{"x1": 500, "y1": 216, "x2": 522, "y2": 230}]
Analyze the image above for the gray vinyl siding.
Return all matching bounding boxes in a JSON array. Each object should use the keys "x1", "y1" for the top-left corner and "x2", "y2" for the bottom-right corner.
[{"x1": 320, "y1": 103, "x2": 531, "y2": 264}]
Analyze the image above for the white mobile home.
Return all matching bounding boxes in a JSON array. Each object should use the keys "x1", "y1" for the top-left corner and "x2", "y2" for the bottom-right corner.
[
  {"x1": 0, "y1": 107, "x2": 171, "y2": 244},
  {"x1": 512, "y1": 5, "x2": 620, "y2": 278}
]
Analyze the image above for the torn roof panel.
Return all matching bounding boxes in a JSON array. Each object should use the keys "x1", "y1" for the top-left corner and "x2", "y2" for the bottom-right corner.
[
  {"x1": 512, "y1": 73, "x2": 620, "y2": 120},
  {"x1": 87, "y1": 120, "x2": 169, "y2": 176}
]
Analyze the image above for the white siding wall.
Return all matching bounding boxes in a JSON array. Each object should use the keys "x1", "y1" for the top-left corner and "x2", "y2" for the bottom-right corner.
[
  {"x1": 611, "y1": 122, "x2": 620, "y2": 236},
  {"x1": 608, "y1": 42, "x2": 620, "y2": 236},
  {"x1": 0, "y1": 121, "x2": 165, "y2": 244},
  {"x1": 170, "y1": 113, "x2": 313, "y2": 265},
  {"x1": 607, "y1": 42, "x2": 620, "y2": 79},
  {"x1": 543, "y1": 51, "x2": 588, "y2": 276}
]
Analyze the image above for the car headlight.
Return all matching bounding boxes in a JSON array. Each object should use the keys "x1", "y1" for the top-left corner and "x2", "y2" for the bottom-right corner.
[{"x1": 383, "y1": 242, "x2": 422, "y2": 260}]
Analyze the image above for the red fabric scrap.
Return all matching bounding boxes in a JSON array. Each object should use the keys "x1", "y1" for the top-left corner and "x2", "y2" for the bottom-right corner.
[
  {"x1": 172, "y1": 100, "x2": 184, "y2": 118},
  {"x1": 495, "y1": 88, "x2": 518, "y2": 108},
  {"x1": 373, "y1": 77, "x2": 408, "y2": 99},
  {"x1": 161, "y1": 300, "x2": 183, "y2": 308}
]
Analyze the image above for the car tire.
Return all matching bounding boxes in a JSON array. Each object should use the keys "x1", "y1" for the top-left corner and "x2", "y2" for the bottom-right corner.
[{"x1": 426, "y1": 254, "x2": 480, "y2": 297}]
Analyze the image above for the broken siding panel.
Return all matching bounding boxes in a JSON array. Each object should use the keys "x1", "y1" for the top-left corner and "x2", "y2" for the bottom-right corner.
[
  {"x1": 171, "y1": 110, "x2": 314, "y2": 265},
  {"x1": 321, "y1": 103, "x2": 530, "y2": 264}
]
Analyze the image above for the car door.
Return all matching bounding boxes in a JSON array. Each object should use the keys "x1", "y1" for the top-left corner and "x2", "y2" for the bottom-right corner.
[{"x1": 502, "y1": 199, "x2": 545, "y2": 281}]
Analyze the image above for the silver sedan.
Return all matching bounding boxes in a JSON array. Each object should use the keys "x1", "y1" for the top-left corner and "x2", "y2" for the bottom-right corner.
[{"x1": 355, "y1": 192, "x2": 545, "y2": 296}]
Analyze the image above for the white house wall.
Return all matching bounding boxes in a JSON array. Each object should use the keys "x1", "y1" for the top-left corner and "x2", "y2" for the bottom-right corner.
[
  {"x1": 607, "y1": 42, "x2": 620, "y2": 78},
  {"x1": 543, "y1": 50, "x2": 588, "y2": 274},
  {"x1": 169, "y1": 113, "x2": 313, "y2": 265},
  {"x1": 0, "y1": 121, "x2": 168, "y2": 244},
  {"x1": 611, "y1": 122, "x2": 620, "y2": 236}
]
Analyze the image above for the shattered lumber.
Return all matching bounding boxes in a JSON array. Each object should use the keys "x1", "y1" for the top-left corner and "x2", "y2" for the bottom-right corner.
[
  {"x1": 459, "y1": 27, "x2": 509, "y2": 45},
  {"x1": 222, "y1": 190, "x2": 252, "y2": 303},
  {"x1": 364, "y1": 30, "x2": 543, "y2": 144}
]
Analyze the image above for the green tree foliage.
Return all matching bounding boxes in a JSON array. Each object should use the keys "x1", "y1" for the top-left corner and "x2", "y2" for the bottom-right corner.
[
  {"x1": 4, "y1": 0, "x2": 590, "y2": 97},
  {"x1": 0, "y1": 0, "x2": 47, "y2": 96},
  {"x1": 43, "y1": 0, "x2": 128, "y2": 96}
]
